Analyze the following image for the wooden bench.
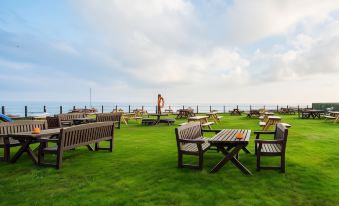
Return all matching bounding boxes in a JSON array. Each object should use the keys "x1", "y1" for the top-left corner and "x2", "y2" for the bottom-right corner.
[
  {"x1": 0, "y1": 121, "x2": 48, "y2": 161},
  {"x1": 201, "y1": 122, "x2": 214, "y2": 129},
  {"x1": 38, "y1": 122, "x2": 115, "y2": 169},
  {"x1": 254, "y1": 123, "x2": 288, "y2": 173},
  {"x1": 96, "y1": 112, "x2": 122, "y2": 129},
  {"x1": 175, "y1": 122, "x2": 220, "y2": 170},
  {"x1": 56, "y1": 113, "x2": 86, "y2": 126}
]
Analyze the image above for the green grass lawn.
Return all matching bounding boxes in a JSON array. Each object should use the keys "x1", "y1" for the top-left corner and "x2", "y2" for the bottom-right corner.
[{"x1": 0, "y1": 114, "x2": 338, "y2": 206}]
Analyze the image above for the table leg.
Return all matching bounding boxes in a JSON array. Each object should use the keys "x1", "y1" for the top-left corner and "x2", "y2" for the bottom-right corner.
[
  {"x1": 11, "y1": 140, "x2": 38, "y2": 164},
  {"x1": 210, "y1": 145, "x2": 252, "y2": 175},
  {"x1": 86, "y1": 145, "x2": 95, "y2": 151}
]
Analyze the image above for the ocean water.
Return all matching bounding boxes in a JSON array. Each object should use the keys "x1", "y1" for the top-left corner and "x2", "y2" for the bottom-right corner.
[{"x1": 0, "y1": 101, "x2": 310, "y2": 117}]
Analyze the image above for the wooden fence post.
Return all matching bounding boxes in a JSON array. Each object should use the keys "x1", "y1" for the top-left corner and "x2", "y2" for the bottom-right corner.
[
  {"x1": 209, "y1": 105, "x2": 212, "y2": 112},
  {"x1": 142, "y1": 105, "x2": 144, "y2": 112},
  {"x1": 183, "y1": 105, "x2": 185, "y2": 109},
  {"x1": 155, "y1": 106, "x2": 158, "y2": 113},
  {"x1": 43, "y1": 105, "x2": 46, "y2": 113},
  {"x1": 101, "y1": 105, "x2": 104, "y2": 113},
  {"x1": 60, "y1": 106, "x2": 62, "y2": 114},
  {"x1": 223, "y1": 106, "x2": 226, "y2": 113},
  {"x1": 129, "y1": 105, "x2": 131, "y2": 113},
  {"x1": 237, "y1": 105, "x2": 239, "y2": 110},
  {"x1": 277, "y1": 105, "x2": 279, "y2": 112},
  {"x1": 73, "y1": 106, "x2": 75, "y2": 111},
  {"x1": 250, "y1": 105, "x2": 252, "y2": 111},
  {"x1": 196, "y1": 105, "x2": 199, "y2": 114},
  {"x1": 115, "y1": 105, "x2": 118, "y2": 111},
  {"x1": 25, "y1": 106, "x2": 28, "y2": 117},
  {"x1": 1, "y1": 106, "x2": 5, "y2": 114}
]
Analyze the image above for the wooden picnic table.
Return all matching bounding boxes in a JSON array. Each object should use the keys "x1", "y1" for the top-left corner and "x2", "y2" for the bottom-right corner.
[
  {"x1": 188, "y1": 116, "x2": 214, "y2": 129},
  {"x1": 143, "y1": 113, "x2": 173, "y2": 125},
  {"x1": 260, "y1": 116, "x2": 281, "y2": 131},
  {"x1": 329, "y1": 111, "x2": 339, "y2": 123},
  {"x1": 229, "y1": 108, "x2": 242, "y2": 115},
  {"x1": 206, "y1": 112, "x2": 222, "y2": 124},
  {"x1": 5, "y1": 128, "x2": 96, "y2": 164},
  {"x1": 208, "y1": 129, "x2": 252, "y2": 175},
  {"x1": 73, "y1": 117, "x2": 96, "y2": 125},
  {"x1": 300, "y1": 110, "x2": 325, "y2": 119},
  {"x1": 4, "y1": 128, "x2": 61, "y2": 164},
  {"x1": 176, "y1": 109, "x2": 194, "y2": 119}
]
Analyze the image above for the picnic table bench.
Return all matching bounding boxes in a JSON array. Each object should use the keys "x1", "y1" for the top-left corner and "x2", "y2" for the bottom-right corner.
[
  {"x1": 0, "y1": 120, "x2": 50, "y2": 162},
  {"x1": 300, "y1": 109, "x2": 325, "y2": 119},
  {"x1": 175, "y1": 122, "x2": 221, "y2": 170},
  {"x1": 96, "y1": 112, "x2": 122, "y2": 128},
  {"x1": 188, "y1": 116, "x2": 214, "y2": 129},
  {"x1": 229, "y1": 108, "x2": 243, "y2": 115},
  {"x1": 176, "y1": 109, "x2": 195, "y2": 119},
  {"x1": 245, "y1": 110, "x2": 261, "y2": 118},
  {"x1": 38, "y1": 122, "x2": 115, "y2": 169}
]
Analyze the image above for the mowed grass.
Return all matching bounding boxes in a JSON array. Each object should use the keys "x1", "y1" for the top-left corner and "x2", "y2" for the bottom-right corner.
[{"x1": 0, "y1": 114, "x2": 338, "y2": 206}]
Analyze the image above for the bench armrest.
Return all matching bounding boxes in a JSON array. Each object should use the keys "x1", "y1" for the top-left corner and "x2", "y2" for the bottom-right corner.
[
  {"x1": 253, "y1": 131, "x2": 276, "y2": 135},
  {"x1": 179, "y1": 138, "x2": 205, "y2": 144},
  {"x1": 254, "y1": 131, "x2": 276, "y2": 139},
  {"x1": 255, "y1": 139, "x2": 283, "y2": 144}
]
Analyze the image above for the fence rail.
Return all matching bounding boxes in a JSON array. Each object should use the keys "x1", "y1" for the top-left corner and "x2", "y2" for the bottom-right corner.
[{"x1": 0, "y1": 104, "x2": 311, "y2": 117}]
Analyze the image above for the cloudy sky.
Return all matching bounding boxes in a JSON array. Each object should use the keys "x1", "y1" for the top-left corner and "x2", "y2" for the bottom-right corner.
[{"x1": 1, "y1": 0, "x2": 339, "y2": 104}]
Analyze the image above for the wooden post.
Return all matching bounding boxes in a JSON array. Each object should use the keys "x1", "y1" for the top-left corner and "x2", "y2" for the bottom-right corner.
[
  {"x1": 128, "y1": 105, "x2": 131, "y2": 113},
  {"x1": 25, "y1": 106, "x2": 28, "y2": 117},
  {"x1": 209, "y1": 105, "x2": 211, "y2": 112},
  {"x1": 115, "y1": 105, "x2": 118, "y2": 111},
  {"x1": 43, "y1": 105, "x2": 46, "y2": 113},
  {"x1": 155, "y1": 106, "x2": 158, "y2": 113},
  {"x1": 223, "y1": 106, "x2": 226, "y2": 114},
  {"x1": 60, "y1": 106, "x2": 62, "y2": 114},
  {"x1": 298, "y1": 105, "x2": 300, "y2": 118},
  {"x1": 277, "y1": 105, "x2": 279, "y2": 112},
  {"x1": 287, "y1": 105, "x2": 289, "y2": 109},
  {"x1": 237, "y1": 105, "x2": 239, "y2": 109},
  {"x1": 85, "y1": 105, "x2": 87, "y2": 110},
  {"x1": 101, "y1": 105, "x2": 104, "y2": 113},
  {"x1": 264, "y1": 105, "x2": 266, "y2": 110},
  {"x1": 1, "y1": 106, "x2": 5, "y2": 114},
  {"x1": 73, "y1": 106, "x2": 76, "y2": 111},
  {"x1": 183, "y1": 105, "x2": 185, "y2": 109},
  {"x1": 196, "y1": 105, "x2": 199, "y2": 114},
  {"x1": 306, "y1": 105, "x2": 309, "y2": 109},
  {"x1": 142, "y1": 105, "x2": 144, "y2": 112},
  {"x1": 250, "y1": 105, "x2": 252, "y2": 111}
]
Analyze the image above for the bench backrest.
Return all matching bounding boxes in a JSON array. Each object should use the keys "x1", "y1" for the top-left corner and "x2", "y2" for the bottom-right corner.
[
  {"x1": 59, "y1": 122, "x2": 114, "y2": 151},
  {"x1": 57, "y1": 113, "x2": 85, "y2": 121},
  {"x1": 46, "y1": 116, "x2": 61, "y2": 129},
  {"x1": 175, "y1": 122, "x2": 203, "y2": 149},
  {"x1": 96, "y1": 112, "x2": 122, "y2": 122},
  {"x1": 274, "y1": 123, "x2": 288, "y2": 150},
  {"x1": 0, "y1": 120, "x2": 48, "y2": 135}
]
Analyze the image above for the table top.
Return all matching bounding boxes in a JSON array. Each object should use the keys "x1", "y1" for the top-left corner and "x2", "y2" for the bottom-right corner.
[
  {"x1": 209, "y1": 129, "x2": 251, "y2": 144},
  {"x1": 264, "y1": 112, "x2": 274, "y2": 115},
  {"x1": 6, "y1": 128, "x2": 61, "y2": 139},
  {"x1": 206, "y1": 112, "x2": 218, "y2": 115},
  {"x1": 268, "y1": 116, "x2": 281, "y2": 119},
  {"x1": 188, "y1": 116, "x2": 208, "y2": 120},
  {"x1": 329, "y1": 111, "x2": 339, "y2": 114}
]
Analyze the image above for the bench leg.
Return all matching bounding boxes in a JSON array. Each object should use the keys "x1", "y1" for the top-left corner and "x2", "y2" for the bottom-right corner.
[
  {"x1": 56, "y1": 151, "x2": 63, "y2": 169},
  {"x1": 178, "y1": 152, "x2": 183, "y2": 168},
  {"x1": 256, "y1": 152, "x2": 261, "y2": 171}
]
